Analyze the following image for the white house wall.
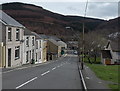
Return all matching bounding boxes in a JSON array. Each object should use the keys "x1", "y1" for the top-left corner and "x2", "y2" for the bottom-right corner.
[
  {"x1": 35, "y1": 39, "x2": 42, "y2": 64},
  {"x1": 5, "y1": 26, "x2": 24, "y2": 68},
  {"x1": 22, "y1": 35, "x2": 36, "y2": 64}
]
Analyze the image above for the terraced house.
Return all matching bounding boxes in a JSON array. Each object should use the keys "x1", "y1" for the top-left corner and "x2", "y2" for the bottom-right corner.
[
  {"x1": 22, "y1": 29, "x2": 36, "y2": 64},
  {"x1": 0, "y1": 10, "x2": 25, "y2": 68}
]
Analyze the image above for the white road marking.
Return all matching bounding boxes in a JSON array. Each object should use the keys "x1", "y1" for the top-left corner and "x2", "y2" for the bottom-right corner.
[
  {"x1": 79, "y1": 70, "x2": 87, "y2": 91},
  {"x1": 52, "y1": 67, "x2": 56, "y2": 70},
  {"x1": 86, "y1": 77, "x2": 90, "y2": 80},
  {"x1": 41, "y1": 71, "x2": 50, "y2": 76},
  {"x1": 57, "y1": 65, "x2": 60, "y2": 68},
  {"x1": 16, "y1": 77, "x2": 38, "y2": 89}
]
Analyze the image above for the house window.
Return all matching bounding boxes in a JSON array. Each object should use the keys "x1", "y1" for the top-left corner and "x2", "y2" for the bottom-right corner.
[
  {"x1": 32, "y1": 37, "x2": 34, "y2": 46},
  {"x1": 32, "y1": 50, "x2": 34, "y2": 59},
  {"x1": 40, "y1": 40, "x2": 41, "y2": 48},
  {"x1": 26, "y1": 37, "x2": 29, "y2": 47},
  {"x1": 16, "y1": 29, "x2": 20, "y2": 41},
  {"x1": 15, "y1": 46, "x2": 20, "y2": 60},
  {"x1": 8, "y1": 27, "x2": 12, "y2": 41},
  {"x1": 36, "y1": 41, "x2": 38, "y2": 49}
]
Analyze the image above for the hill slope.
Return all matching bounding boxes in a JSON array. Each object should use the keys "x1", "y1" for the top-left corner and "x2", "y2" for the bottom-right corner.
[{"x1": 1, "y1": 2, "x2": 105, "y2": 38}]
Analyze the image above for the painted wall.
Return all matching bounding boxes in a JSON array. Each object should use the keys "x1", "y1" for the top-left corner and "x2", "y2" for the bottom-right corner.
[
  {"x1": 5, "y1": 26, "x2": 24, "y2": 68},
  {"x1": 22, "y1": 35, "x2": 36, "y2": 64},
  {"x1": 41, "y1": 40, "x2": 47, "y2": 62},
  {"x1": 35, "y1": 39, "x2": 42, "y2": 63}
]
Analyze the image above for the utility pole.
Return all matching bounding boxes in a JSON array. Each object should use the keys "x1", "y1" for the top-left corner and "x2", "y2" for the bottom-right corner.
[{"x1": 81, "y1": 0, "x2": 88, "y2": 70}]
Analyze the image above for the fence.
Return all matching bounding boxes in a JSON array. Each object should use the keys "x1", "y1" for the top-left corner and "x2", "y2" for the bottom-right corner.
[{"x1": 0, "y1": 42, "x2": 5, "y2": 68}]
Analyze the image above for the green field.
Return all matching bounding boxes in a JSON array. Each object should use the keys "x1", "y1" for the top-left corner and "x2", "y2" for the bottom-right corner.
[{"x1": 86, "y1": 63, "x2": 119, "y2": 90}]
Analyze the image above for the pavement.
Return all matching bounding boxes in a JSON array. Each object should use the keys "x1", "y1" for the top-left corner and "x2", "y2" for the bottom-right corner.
[
  {"x1": 2, "y1": 54, "x2": 82, "y2": 89},
  {"x1": 78, "y1": 62, "x2": 111, "y2": 90}
]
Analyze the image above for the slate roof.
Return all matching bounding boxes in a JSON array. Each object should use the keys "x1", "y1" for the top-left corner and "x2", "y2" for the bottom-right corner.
[
  {"x1": 49, "y1": 36, "x2": 61, "y2": 41},
  {"x1": 24, "y1": 29, "x2": 34, "y2": 35},
  {"x1": 0, "y1": 10, "x2": 24, "y2": 28},
  {"x1": 48, "y1": 39, "x2": 61, "y2": 46},
  {"x1": 57, "y1": 41, "x2": 67, "y2": 48},
  {"x1": 39, "y1": 34, "x2": 49, "y2": 39},
  {"x1": 31, "y1": 32, "x2": 41, "y2": 39}
]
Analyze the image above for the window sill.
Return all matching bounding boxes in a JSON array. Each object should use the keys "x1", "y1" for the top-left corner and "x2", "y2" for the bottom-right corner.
[
  {"x1": 15, "y1": 57, "x2": 20, "y2": 60},
  {"x1": 16, "y1": 40, "x2": 20, "y2": 41}
]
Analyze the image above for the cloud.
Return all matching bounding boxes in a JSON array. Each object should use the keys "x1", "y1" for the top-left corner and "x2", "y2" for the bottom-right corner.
[
  {"x1": 0, "y1": 1, "x2": 118, "y2": 20},
  {"x1": 67, "y1": 6, "x2": 79, "y2": 11},
  {"x1": 87, "y1": 2, "x2": 118, "y2": 20},
  {"x1": 0, "y1": 0, "x2": 119, "y2": 4}
]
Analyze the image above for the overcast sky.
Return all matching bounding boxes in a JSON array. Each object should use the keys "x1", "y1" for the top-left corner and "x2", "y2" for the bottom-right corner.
[{"x1": 0, "y1": 0, "x2": 119, "y2": 20}]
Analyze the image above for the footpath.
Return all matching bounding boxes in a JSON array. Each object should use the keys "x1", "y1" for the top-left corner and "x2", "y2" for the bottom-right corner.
[{"x1": 78, "y1": 62, "x2": 111, "y2": 90}]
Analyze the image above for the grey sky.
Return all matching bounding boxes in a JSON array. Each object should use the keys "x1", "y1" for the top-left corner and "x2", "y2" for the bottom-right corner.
[{"x1": 0, "y1": 0, "x2": 119, "y2": 20}]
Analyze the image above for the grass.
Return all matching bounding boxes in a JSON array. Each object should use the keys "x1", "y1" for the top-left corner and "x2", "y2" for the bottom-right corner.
[
  {"x1": 83, "y1": 56, "x2": 101, "y2": 64},
  {"x1": 82, "y1": 55, "x2": 119, "y2": 90},
  {"x1": 86, "y1": 63, "x2": 119, "y2": 90}
]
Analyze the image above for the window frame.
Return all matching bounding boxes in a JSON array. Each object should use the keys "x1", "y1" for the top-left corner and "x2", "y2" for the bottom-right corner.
[
  {"x1": 8, "y1": 27, "x2": 12, "y2": 41},
  {"x1": 15, "y1": 46, "x2": 20, "y2": 60},
  {"x1": 16, "y1": 29, "x2": 20, "y2": 41},
  {"x1": 32, "y1": 37, "x2": 35, "y2": 46},
  {"x1": 26, "y1": 37, "x2": 29, "y2": 47}
]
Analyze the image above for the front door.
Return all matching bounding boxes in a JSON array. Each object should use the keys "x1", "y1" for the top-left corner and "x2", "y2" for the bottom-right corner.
[{"x1": 8, "y1": 48, "x2": 11, "y2": 67}]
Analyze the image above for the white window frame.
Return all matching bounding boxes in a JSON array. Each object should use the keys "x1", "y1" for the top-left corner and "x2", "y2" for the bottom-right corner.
[
  {"x1": 15, "y1": 46, "x2": 20, "y2": 60},
  {"x1": 26, "y1": 37, "x2": 29, "y2": 47},
  {"x1": 32, "y1": 37, "x2": 34, "y2": 46},
  {"x1": 16, "y1": 29, "x2": 20, "y2": 41},
  {"x1": 8, "y1": 27, "x2": 12, "y2": 41}
]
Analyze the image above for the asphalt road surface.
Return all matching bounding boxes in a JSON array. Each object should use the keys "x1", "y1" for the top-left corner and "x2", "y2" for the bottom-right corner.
[{"x1": 2, "y1": 54, "x2": 82, "y2": 89}]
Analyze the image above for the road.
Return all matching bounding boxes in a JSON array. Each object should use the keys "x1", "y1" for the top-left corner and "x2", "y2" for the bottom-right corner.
[{"x1": 2, "y1": 54, "x2": 82, "y2": 89}]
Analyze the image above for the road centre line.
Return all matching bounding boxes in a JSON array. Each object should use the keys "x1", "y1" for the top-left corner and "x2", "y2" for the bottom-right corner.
[
  {"x1": 52, "y1": 67, "x2": 56, "y2": 70},
  {"x1": 41, "y1": 71, "x2": 50, "y2": 76},
  {"x1": 57, "y1": 65, "x2": 60, "y2": 68},
  {"x1": 16, "y1": 77, "x2": 38, "y2": 89}
]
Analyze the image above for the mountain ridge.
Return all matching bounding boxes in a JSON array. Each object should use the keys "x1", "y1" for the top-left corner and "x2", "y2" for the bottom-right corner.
[{"x1": 0, "y1": 2, "x2": 118, "y2": 41}]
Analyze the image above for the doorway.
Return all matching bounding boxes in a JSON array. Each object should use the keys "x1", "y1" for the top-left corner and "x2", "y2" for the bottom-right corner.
[{"x1": 8, "y1": 48, "x2": 11, "y2": 67}]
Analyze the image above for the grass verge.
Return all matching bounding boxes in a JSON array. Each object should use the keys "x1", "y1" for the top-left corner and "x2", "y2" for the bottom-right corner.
[{"x1": 86, "y1": 63, "x2": 119, "y2": 90}]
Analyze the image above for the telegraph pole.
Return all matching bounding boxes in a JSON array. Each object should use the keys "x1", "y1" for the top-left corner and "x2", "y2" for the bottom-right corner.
[{"x1": 81, "y1": 0, "x2": 88, "y2": 70}]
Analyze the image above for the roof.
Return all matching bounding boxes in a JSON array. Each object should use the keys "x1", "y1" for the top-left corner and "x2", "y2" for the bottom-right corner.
[
  {"x1": 24, "y1": 29, "x2": 34, "y2": 35},
  {"x1": 49, "y1": 36, "x2": 61, "y2": 41},
  {"x1": 101, "y1": 50, "x2": 112, "y2": 59},
  {"x1": 48, "y1": 39, "x2": 61, "y2": 46},
  {"x1": 57, "y1": 41, "x2": 67, "y2": 47},
  {"x1": 0, "y1": 10, "x2": 24, "y2": 28},
  {"x1": 39, "y1": 34, "x2": 49, "y2": 39},
  {"x1": 106, "y1": 40, "x2": 120, "y2": 52},
  {"x1": 38, "y1": 34, "x2": 61, "y2": 41}
]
